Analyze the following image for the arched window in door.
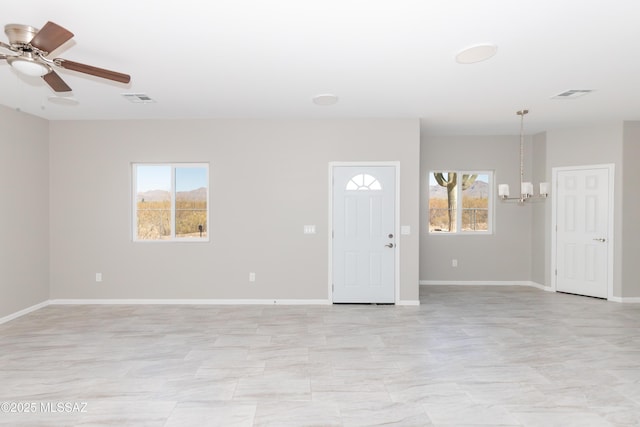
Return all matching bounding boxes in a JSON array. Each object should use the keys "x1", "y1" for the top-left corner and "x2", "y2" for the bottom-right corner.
[{"x1": 346, "y1": 173, "x2": 382, "y2": 191}]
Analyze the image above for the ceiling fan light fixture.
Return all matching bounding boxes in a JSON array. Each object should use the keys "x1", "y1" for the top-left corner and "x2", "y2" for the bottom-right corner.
[
  {"x1": 7, "y1": 56, "x2": 50, "y2": 77},
  {"x1": 2, "y1": 21, "x2": 131, "y2": 93}
]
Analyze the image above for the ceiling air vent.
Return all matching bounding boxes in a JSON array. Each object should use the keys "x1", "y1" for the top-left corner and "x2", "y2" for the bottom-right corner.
[
  {"x1": 552, "y1": 89, "x2": 594, "y2": 100},
  {"x1": 122, "y1": 93, "x2": 156, "y2": 103}
]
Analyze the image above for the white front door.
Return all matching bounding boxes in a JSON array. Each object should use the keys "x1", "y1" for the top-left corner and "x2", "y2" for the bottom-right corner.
[
  {"x1": 555, "y1": 166, "x2": 612, "y2": 299},
  {"x1": 332, "y1": 166, "x2": 396, "y2": 303}
]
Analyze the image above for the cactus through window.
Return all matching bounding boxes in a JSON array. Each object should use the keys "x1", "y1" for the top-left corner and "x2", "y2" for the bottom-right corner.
[{"x1": 429, "y1": 171, "x2": 492, "y2": 233}]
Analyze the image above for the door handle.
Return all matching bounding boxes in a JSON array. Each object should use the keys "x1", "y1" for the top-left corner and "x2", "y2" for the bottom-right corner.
[
  {"x1": 385, "y1": 243, "x2": 394, "y2": 248},
  {"x1": 593, "y1": 238, "x2": 606, "y2": 242}
]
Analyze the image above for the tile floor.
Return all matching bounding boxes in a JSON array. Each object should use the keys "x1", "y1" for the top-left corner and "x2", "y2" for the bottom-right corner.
[{"x1": 1, "y1": 286, "x2": 639, "y2": 426}]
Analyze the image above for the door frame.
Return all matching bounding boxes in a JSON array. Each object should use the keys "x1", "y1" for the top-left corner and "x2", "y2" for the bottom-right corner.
[
  {"x1": 550, "y1": 163, "x2": 615, "y2": 299},
  {"x1": 328, "y1": 161, "x2": 401, "y2": 304}
]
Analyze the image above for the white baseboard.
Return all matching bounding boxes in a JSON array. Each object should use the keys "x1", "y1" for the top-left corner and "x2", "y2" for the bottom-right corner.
[
  {"x1": 0, "y1": 300, "x2": 50, "y2": 325},
  {"x1": 397, "y1": 300, "x2": 420, "y2": 306},
  {"x1": 49, "y1": 298, "x2": 332, "y2": 306},
  {"x1": 420, "y1": 280, "x2": 553, "y2": 292},
  {"x1": 50, "y1": 298, "x2": 421, "y2": 306}
]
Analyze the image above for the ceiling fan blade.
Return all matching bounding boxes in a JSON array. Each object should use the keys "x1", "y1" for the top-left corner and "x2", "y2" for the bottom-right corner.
[
  {"x1": 29, "y1": 21, "x2": 74, "y2": 53},
  {"x1": 42, "y1": 70, "x2": 72, "y2": 92},
  {"x1": 0, "y1": 40, "x2": 12, "y2": 51},
  {"x1": 55, "y1": 58, "x2": 130, "y2": 84}
]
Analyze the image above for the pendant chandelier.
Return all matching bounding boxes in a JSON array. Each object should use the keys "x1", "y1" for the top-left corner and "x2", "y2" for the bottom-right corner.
[{"x1": 498, "y1": 109, "x2": 549, "y2": 203}]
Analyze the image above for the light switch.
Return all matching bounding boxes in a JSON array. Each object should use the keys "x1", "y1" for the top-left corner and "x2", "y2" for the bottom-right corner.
[
  {"x1": 304, "y1": 225, "x2": 316, "y2": 234},
  {"x1": 401, "y1": 225, "x2": 411, "y2": 235}
]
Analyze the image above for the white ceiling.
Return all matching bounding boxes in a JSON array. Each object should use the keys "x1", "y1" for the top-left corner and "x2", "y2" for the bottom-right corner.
[{"x1": 2, "y1": 0, "x2": 640, "y2": 135}]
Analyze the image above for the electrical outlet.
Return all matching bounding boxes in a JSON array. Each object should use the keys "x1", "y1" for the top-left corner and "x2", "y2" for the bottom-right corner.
[
  {"x1": 95, "y1": 273, "x2": 103, "y2": 282},
  {"x1": 249, "y1": 272, "x2": 256, "y2": 282},
  {"x1": 452, "y1": 259, "x2": 458, "y2": 267}
]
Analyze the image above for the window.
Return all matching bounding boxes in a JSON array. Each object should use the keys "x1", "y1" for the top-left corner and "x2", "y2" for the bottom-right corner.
[
  {"x1": 346, "y1": 173, "x2": 382, "y2": 191},
  {"x1": 428, "y1": 171, "x2": 493, "y2": 234},
  {"x1": 133, "y1": 163, "x2": 209, "y2": 241}
]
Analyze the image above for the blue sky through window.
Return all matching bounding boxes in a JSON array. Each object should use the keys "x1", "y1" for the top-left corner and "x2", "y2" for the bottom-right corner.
[
  {"x1": 136, "y1": 165, "x2": 207, "y2": 193},
  {"x1": 136, "y1": 165, "x2": 170, "y2": 192},
  {"x1": 176, "y1": 167, "x2": 207, "y2": 192}
]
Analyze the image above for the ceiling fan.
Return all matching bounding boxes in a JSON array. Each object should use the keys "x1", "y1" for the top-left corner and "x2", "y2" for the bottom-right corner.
[{"x1": 0, "y1": 21, "x2": 130, "y2": 92}]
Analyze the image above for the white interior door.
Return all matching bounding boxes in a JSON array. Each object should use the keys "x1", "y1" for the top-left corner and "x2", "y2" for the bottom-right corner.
[
  {"x1": 332, "y1": 166, "x2": 396, "y2": 303},
  {"x1": 555, "y1": 166, "x2": 612, "y2": 298}
]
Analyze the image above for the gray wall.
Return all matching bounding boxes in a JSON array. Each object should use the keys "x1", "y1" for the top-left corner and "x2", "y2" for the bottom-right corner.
[
  {"x1": 531, "y1": 132, "x2": 548, "y2": 286},
  {"x1": 546, "y1": 123, "x2": 624, "y2": 297},
  {"x1": 420, "y1": 135, "x2": 534, "y2": 282},
  {"x1": 623, "y1": 122, "x2": 640, "y2": 297},
  {"x1": 49, "y1": 119, "x2": 421, "y2": 302},
  {"x1": 3, "y1": 104, "x2": 637, "y2": 317},
  {"x1": 409, "y1": 121, "x2": 639, "y2": 298},
  {"x1": 0, "y1": 106, "x2": 50, "y2": 318}
]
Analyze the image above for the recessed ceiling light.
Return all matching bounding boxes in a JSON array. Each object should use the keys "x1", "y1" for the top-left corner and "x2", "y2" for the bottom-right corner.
[
  {"x1": 455, "y1": 44, "x2": 498, "y2": 64},
  {"x1": 312, "y1": 94, "x2": 339, "y2": 106}
]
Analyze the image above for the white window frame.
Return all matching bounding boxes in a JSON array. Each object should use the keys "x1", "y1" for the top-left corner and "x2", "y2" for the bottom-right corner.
[
  {"x1": 428, "y1": 170, "x2": 494, "y2": 235},
  {"x1": 132, "y1": 162, "x2": 210, "y2": 242}
]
